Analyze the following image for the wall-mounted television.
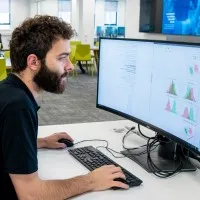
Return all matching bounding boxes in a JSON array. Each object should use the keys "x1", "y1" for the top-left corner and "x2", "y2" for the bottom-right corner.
[{"x1": 162, "y1": 0, "x2": 200, "y2": 36}]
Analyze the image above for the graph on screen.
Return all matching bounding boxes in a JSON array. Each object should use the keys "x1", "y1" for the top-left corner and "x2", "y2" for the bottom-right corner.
[
  {"x1": 184, "y1": 126, "x2": 195, "y2": 140},
  {"x1": 184, "y1": 85, "x2": 196, "y2": 102},
  {"x1": 188, "y1": 64, "x2": 200, "y2": 76},
  {"x1": 182, "y1": 105, "x2": 196, "y2": 123},
  {"x1": 167, "y1": 80, "x2": 177, "y2": 96},
  {"x1": 165, "y1": 98, "x2": 177, "y2": 114}
]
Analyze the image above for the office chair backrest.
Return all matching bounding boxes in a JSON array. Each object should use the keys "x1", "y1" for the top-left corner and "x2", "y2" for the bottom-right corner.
[
  {"x1": 0, "y1": 58, "x2": 7, "y2": 81},
  {"x1": 117, "y1": 27, "x2": 125, "y2": 37},
  {"x1": 69, "y1": 45, "x2": 77, "y2": 65},
  {"x1": 75, "y1": 44, "x2": 91, "y2": 61},
  {"x1": 4, "y1": 50, "x2": 10, "y2": 59},
  {"x1": 70, "y1": 41, "x2": 81, "y2": 46}
]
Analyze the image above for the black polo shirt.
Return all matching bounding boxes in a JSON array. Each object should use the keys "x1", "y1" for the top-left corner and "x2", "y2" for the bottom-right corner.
[{"x1": 0, "y1": 73, "x2": 40, "y2": 199}]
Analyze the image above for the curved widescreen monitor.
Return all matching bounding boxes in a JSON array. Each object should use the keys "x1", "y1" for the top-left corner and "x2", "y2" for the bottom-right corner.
[{"x1": 97, "y1": 38, "x2": 200, "y2": 155}]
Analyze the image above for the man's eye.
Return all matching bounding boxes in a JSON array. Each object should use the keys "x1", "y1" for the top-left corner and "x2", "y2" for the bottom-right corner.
[{"x1": 59, "y1": 57, "x2": 67, "y2": 61}]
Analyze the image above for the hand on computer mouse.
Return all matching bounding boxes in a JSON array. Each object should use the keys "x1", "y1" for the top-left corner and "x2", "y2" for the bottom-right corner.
[
  {"x1": 39, "y1": 132, "x2": 74, "y2": 149},
  {"x1": 58, "y1": 138, "x2": 74, "y2": 147},
  {"x1": 87, "y1": 165, "x2": 129, "y2": 191}
]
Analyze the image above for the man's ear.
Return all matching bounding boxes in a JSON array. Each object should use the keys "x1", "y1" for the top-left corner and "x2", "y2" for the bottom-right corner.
[{"x1": 27, "y1": 54, "x2": 41, "y2": 71}]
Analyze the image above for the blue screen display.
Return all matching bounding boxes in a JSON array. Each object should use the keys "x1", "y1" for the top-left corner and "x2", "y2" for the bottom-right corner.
[{"x1": 162, "y1": 0, "x2": 200, "y2": 36}]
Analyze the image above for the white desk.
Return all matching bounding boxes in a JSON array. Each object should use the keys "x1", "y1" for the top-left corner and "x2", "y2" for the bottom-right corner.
[{"x1": 37, "y1": 120, "x2": 200, "y2": 200}]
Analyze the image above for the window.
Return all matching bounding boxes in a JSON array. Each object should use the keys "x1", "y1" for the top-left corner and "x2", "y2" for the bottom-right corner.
[
  {"x1": 0, "y1": 0, "x2": 10, "y2": 29},
  {"x1": 104, "y1": 0, "x2": 118, "y2": 25},
  {"x1": 58, "y1": 0, "x2": 72, "y2": 24}
]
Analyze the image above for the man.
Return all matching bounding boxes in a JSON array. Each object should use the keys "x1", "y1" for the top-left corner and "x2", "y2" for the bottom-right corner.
[{"x1": 0, "y1": 15, "x2": 128, "y2": 200}]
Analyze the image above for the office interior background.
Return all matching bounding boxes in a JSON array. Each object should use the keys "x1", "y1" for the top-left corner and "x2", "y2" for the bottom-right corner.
[{"x1": 1, "y1": 0, "x2": 200, "y2": 125}]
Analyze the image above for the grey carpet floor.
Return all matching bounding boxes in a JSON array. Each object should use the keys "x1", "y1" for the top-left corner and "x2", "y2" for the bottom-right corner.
[{"x1": 37, "y1": 73, "x2": 123, "y2": 126}]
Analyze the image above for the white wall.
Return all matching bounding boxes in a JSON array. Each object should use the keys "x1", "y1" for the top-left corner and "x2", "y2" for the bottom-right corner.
[
  {"x1": 95, "y1": 0, "x2": 105, "y2": 27},
  {"x1": 30, "y1": 0, "x2": 57, "y2": 16},
  {"x1": 125, "y1": 0, "x2": 166, "y2": 40},
  {"x1": 40, "y1": 0, "x2": 58, "y2": 16},
  {"x1": 117, "y1": 0, "x2": 125, "y2": 26},
  {"x1": 78, "y1": 0, "x2": 95, "y2": 45},
  {"x1": 11, "y1": 0, "x2": 30, "y2": 30},
  {"x1": 71, "y1": 0, "x2": 79, "y2": 36},
  {"x1": 30, "y1": 0, "x2": 37, "y2": 17},
  {"x1": 1, "y1": 0, "x2": 30, "y2": 49}
]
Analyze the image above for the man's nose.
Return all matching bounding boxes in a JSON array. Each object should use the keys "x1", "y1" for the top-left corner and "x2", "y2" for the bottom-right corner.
[{"x1": 65, "y1": 58, "x2": 73, "y2": 72}]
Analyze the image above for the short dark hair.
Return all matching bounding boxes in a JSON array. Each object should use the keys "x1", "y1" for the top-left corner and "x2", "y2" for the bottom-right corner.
[{"x1": 9, "y1": 15, "x2": 74, "y2": 73}]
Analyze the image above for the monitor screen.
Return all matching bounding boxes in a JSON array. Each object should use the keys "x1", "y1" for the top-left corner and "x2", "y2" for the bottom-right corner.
[
  {"x1": 97, "y1": 38, "x2": 200, "y2": 155},
  {"x1": 162, "y1": 0, "x2": 200, "y2": 36}
]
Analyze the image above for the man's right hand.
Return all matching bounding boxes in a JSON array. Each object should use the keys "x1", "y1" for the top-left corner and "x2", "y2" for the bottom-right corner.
[{"x1": 87, "y1": 165, "x2": 129, "y2": 191}]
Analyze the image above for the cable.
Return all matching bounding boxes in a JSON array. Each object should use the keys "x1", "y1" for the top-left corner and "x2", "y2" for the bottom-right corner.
[
  {"x1": 122, "y1": 126, "x2": 137, "y2": 150},
  {"x1": 96, "y1": 146, "x2": 125, "y2": 158},
  {"x1": 138, "y1": 124, "x2": 152, "y2": 139},
  {"x1": 73, "y1": 129, "x2": 190, "y2": 178},
  {"x1": 74, "y1": 139, "x2": 109, "y2": 147},
  {"x1": 122, "y1": 126, "x2": 157, "y2": 156},
  {"x1": 187, "y1": 149, "x2": 200, "y2": 162},
  {"x1": 73, "y1": 139, "x2": 125, "y2": 158},
  {"x1": 146, "y1": 136, "x2": 183, "y2": 178}
]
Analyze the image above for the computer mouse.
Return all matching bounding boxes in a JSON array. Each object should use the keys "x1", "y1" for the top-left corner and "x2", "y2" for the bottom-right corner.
[
  {"x1": 58, "y1": 139, "x2": 74, "y2": 147},
  {"x1": 112, "y1": 178, "x2": 128, "y2": 190}
]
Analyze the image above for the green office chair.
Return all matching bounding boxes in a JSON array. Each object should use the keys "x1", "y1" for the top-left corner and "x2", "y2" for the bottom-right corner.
[
  {"x1": 0, "y1": 58, "x2": 7, "y2": 81},
  {"x1": 70, "y1": 40, "x2": 81, "y2": 46},
  {"x1": 69, "y1": 45, "x2": 78, "y2": 77},
  {"x1": 4, "y1": 50, "x2": 10, "y2": 59},
  {"x1": 75, "y1": 44, "x2": 95, "y2": 76}
]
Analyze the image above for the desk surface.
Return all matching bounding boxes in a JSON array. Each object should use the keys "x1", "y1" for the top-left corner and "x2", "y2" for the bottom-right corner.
[{"x1": 38, "y1": 120, "x2": 200, "y2": 200}]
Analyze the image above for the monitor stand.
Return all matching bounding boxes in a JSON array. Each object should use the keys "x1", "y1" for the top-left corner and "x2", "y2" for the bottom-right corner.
[{"x1": 121, "y1": 135, "x2": 196, "y2": 173}]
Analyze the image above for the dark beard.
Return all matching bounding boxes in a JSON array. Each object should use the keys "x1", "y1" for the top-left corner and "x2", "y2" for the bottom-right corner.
[{"x1": 33, "y1": 62, "x2": 68, "y2": 94}]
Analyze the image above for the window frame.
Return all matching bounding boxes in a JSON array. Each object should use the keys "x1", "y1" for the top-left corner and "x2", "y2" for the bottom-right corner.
[{"x1": 104, "y1": 0, "x2": 118, "y2": 26}]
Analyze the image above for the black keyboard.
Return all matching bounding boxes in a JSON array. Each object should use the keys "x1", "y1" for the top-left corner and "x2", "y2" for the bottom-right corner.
[{"x1": 68, "y1": 146, "x2": 143, "y2": 189}]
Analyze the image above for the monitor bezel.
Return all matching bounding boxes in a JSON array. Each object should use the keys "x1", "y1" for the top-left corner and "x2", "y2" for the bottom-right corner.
[{"x1": 96, "y1": 37, "x2": 200, "y2": 156}]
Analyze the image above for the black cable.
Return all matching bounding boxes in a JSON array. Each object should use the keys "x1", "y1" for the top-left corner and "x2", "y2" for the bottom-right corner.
[
  {"x1": 146, "y1": 136, "x2": 183, "y2": 178},
  {"x1": 122, "y1": 126, "x2": 138, "y2": 150},
  {"x1": 96, "y1": 146, "x2": 125, "y2": 158},
  {"x1": 187, "y1": 149, "x2": 200, "y2": 162},
  {"x1": 122, "y1": 126, "x2": 158, "y2": 156},
  {"x1": 74, "y1": 139, "x2": 125, "y2": 158},
  {"x1": 138, "y1": 124, "x2": 152, "y2": 139},
  {"x1": 74, "y1": 139, "x2": 109, "y2": 148}
]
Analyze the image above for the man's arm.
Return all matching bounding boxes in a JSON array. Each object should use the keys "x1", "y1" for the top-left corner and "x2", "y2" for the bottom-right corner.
[
  {"x1": 10, "y1": 171, "x2": 93, "y2": 200},
  {"x1": 10, "y1": 165, "x2": 128, "y2": 200},
  {"x1": 37, "y1": 138, "x2": 46, "y2": 149}
]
